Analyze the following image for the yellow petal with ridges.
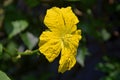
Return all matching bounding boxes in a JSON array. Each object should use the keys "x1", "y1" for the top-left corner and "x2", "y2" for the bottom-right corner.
[
  {"x1": 44, "y1": 7, "x2": 65, "y2": 33},
  {"x1": 39, "y1": 30, "x2": 59, "y2": 46},
  {"x1": 58, "y1": 47, "x2": 76, "y2": 73},
  {"x1": 39, "y1": 31, "x2": 61, "y2": 62},
  {"x1": 61, "y1": 7, "x2": 79, "y2": 33}
]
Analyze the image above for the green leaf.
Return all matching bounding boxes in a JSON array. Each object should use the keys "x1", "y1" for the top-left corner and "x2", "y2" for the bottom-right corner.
[
  {"x1": 0, "y1": 44, "x2": 3, "y2": 55},
  {"x1": 6, "y1": 41, "x2": 18, "y2": 56},
  {"x1": 8, "y1": 20, "x2": 28, "y2": 38},
  {"x1": 101, "y1": 29, "x2": 111, "y2": 41},
  {"x1": 0, "y1": 71, "x2": 11, "y2": 80},
  {"x1": 77, "y1": 47, "x2": 89, "y2": 67},
  {"x1": 20, "y1": 32, "x2": 38, "y2": 49},
  {"x1": 86, "y1": 8, "x2": 92, "y2": 15}
]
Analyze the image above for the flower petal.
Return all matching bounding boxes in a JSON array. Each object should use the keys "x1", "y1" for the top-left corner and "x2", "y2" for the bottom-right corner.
[
  {"x1": 58, "y1": 47, "x2": 76, "y2": 73},
  {"x1": 62, "y1": 29, "x2": 82, "y2": 56},
  {"x1": 39, "y1": 31, "x2": 61, "y2": 62},
  {"x1": 70, "y1": 29, "x2": 82, "y2": 50},
  {"x1": 44, "y1": 7, "x2": 65, "y2": 33},
  {"x1": 39, "y1": 30, "x2": 58, "y2": 46},
  {"x1": 58, "y1": 29, "x2": 82, "y2": 73},
  {"x1": 61, "y1": 7, "x2": 79, "y2": 33}
]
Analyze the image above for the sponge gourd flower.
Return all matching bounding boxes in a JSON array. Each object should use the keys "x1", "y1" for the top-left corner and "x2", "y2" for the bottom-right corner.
[{"x1": 39, "y1": 6, "x2": 82, "y2": 73}]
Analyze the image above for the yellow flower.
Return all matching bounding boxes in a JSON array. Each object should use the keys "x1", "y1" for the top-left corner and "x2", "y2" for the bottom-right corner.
[{"x1": 39, "y1": 6, "x2": 82, "y2": 73}]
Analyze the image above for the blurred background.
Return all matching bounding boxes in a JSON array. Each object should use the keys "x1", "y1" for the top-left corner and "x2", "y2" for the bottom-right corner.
[{"x1": 0, "y1": 0, "x2": 120, "y2": 80}]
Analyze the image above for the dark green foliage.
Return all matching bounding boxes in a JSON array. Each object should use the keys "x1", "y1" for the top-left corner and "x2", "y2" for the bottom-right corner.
[
  {"x1": 0, "y1": 0, "x2": 120, "y2": 80},
  {"x1": 97, "y1": 56, "x2": 120, "y2": 80}
]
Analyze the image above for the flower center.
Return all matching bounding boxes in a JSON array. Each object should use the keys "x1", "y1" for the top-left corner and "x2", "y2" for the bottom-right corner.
[{"x1": 61, "y1": 34, "x2": 72, "y2": 47}]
